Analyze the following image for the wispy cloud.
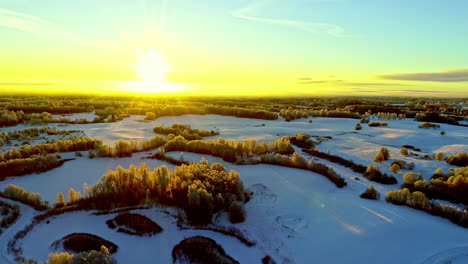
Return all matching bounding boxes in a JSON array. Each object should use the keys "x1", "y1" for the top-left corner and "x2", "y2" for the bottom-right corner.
[
  {"x1": 377, "y1": 69, "x2": 468, "y2": 82},
  {"x1": 232, "y1": 0, "x2": 347, "y2": 37},
  {"x1": 297, "y1": 77, "x2": 409, "y2": 86},
  {"x1": 0, "y1": 8, "x2": 50, "y2": 33},
  {"x1": 0, "y1": 8, "x2": 103, "y2": 46},
  {"x1": 351, "y1": 88, "x2": 446, "y2": 94}
]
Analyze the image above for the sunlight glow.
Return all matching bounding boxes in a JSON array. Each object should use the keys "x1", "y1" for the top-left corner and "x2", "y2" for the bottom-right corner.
[{"x1": 129, "y1": 48, "x2": 181, "y2": 93}]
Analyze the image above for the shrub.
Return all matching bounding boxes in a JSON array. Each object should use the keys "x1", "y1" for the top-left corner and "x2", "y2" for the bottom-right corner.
[
  {"x1": 229, "y1": 201, "x2": 246, "y2": 223},
  {"x1": 403, "y1": 172, "x2": 423, "y2": 185},
  {"x1": 360, "y1": 185, "x2": 380, "y2": 200},
  {"x1": 374, "y1": 147, "x2": 390, "y2": 162},
  {"x1": 390, "y1": 163, "x2": 401, "y2": 173},
  {"x1": 391, "y1": 160, "x2": 415, "y2": 170},
  {"x1": 400, "y1": 147, "x2": 409, "y2": 156},
  {"x1": 435, "y1": 152, "x2": 445, "y2": 161},
  {"x1": 364, "y1": 165, "x2": 397, "y2": 184},
  {"x1": 355, "y1": 123, "x2": 362, "y2": 130}
]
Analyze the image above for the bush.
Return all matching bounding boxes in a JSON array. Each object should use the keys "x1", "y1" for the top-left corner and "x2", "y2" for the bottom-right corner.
[
  {"x1": 355, "y1": 123, "x2": 362, "y2": 130},
  {"x1": 374, "y1": 147, "x2": 390, "y2": 162},
  {"x1": 400, "y1": 147, "x2": 409, "y2": 156},
  {"x1": 360, "y1": 185, "x2": 380, "y2": 200},
  {"x1": 390, "y1": 163, "x2": 401, "y2": 173},
  {"x1": 403, "y1": 172, "x2": 423, "y2": 185},
  {"x1": 364, "y1": 165, "x2": 397, "y2": 184},
  {"x1": 435, "y1": 152, "x2": 445, "y2": 161},
  {"x1": 229, "y1": 201, "x2": 246, "y2": 223}
]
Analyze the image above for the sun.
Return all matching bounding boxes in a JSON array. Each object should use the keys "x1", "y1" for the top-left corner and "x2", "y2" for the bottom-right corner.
[{"x1": 129, "y1": 48, "x2": 180, "y2": 93}]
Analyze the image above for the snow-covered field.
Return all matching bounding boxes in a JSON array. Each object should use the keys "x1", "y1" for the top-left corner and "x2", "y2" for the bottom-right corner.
[{"x1": 1, "y1": 114, "x2": 468, "y2": 264}]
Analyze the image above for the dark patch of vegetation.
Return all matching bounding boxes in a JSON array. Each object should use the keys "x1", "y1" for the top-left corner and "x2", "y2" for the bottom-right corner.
[
  {"x1": 178, "y1": 224, "x2": 256, "y2": 247},
  {"x1": 53, "y1": 233, "x2": 118, "y2": 254},
  {"x1": 446, "y1": 152, "x2": 468, "y2": 167},
  {"x1": 153, "y1": 123, "x2": 219, "y2": 140},
  {"x1": 106, "y1": 212, "x2": 163, "y2": 236},
  {"x1": 0, "y1": 200, "x2": 20, "y2": 233},
  {"x1": 368, "y1": 122, "x2": 388, "y2": 127},
  {"x1": 409, "y1": 167, "x2": 468, "y2": 205},
  {"x1": 364, "y1": 165, "x2": 398, "y2": 184},
  {"x1": 360, "y1": 185, "x2": 380, "y2": 200},
  {"x1": 228, "y1": 201, "x2": 246, "y2": 223},
  {"x1": 262, "y1": 255, "x2": 277, "y2": 264},
  {"x1": 415, "y1": 112, "x2": 460, "y2": 126},
  {"x1": 172, "y1": 236, "x2": 239, "y2": 264},
  {"x1": 418, "y1": 122, "x2": 440, "y2": 129}
]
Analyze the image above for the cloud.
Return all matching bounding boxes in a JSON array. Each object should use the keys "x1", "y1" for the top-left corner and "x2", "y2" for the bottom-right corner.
[
  {"x1": 296, "y1": 77, "x2": 408, "y2": 86},
  {"x1": 0, "y1": 8, "x2": 104, "y2": 47},
  {"x1": 350, "y1": 88, "x2": 445, "y2": 94},
  {"x1": 377, "y1": 69, "x2": 468, "y2": 82},
  {"x1": 232, "y1": 0, "x2": 347, "y2": 37}
]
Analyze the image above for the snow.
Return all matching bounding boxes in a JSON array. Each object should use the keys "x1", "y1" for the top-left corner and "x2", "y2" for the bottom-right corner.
[{"x1": 2, "y1": 113, "x2": 468, "y2": 264}]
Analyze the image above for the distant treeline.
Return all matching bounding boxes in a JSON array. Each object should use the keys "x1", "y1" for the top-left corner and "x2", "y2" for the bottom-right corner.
[{"x1": 129, "y1": 105, "x2": 278, "y2": 120}]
